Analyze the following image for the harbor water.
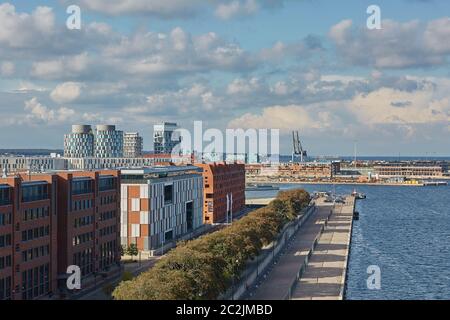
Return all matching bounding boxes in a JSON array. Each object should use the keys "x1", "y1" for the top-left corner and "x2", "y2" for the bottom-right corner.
[{"x1": 246, "y1": 183, "x2": 450, "y2": 300}]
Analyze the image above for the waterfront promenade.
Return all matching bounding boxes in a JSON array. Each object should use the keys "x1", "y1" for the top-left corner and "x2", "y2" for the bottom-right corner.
[
  {"x1": 292, "y1": 196, "x2": 355, "y2": 300},
  {"x1": 248, "y1": 196, "x2": 355, "y2": 300}
]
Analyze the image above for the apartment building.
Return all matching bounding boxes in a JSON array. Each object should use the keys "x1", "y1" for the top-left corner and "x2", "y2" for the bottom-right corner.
[
  {"x1": 0, "y1": 157, "x2": 67, "y2": 173},
  {"x1": 195, "y1": 162, "x2": 246, "y2": 224},
  {"x1": 120, "y1": 166, "x2": 203, "y2": 255},
  {"x1": 64, "y1": 125, "x2": 94, "y2": 158},
  {"x1": 0, "y1": 170, "x2": 121, "y2": 300},
  {"x1": 123, "y1": 132, "x2": 143, "y2": 158},
  {"x1": 0, "y1": 174, "x2": 58, "y2": 300},
  {"x1": 55, "y1": 170, "x2": 121, "y2": 296},
  {"x1": 153, "y1": 122, "x2": 181, "y2": 154}
]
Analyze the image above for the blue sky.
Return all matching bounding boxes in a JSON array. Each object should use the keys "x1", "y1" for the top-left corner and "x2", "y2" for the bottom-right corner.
[{"x1": 1, "y1": 0, "x2": 450, "y2": 156}]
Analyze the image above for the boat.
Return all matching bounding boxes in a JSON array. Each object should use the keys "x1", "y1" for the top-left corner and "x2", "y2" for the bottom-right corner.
[
  {"x1": 245, "y1": 184, "x2": 280, "y2": 192},
  {"x1": 421, "y1": 181, "x2": 448, "y2": 187},
  {"x1": 353, "y1": 211, "x2": 360, "y2": 220},
  {"x1": 352, "y1": 189, "x2": 366, "y2": 199}
]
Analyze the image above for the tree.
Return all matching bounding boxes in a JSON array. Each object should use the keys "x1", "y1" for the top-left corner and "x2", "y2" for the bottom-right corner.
[
  {"x1": 127, "y1": 244, "x2": 138, "y2": 261},
  {"x1": 112, "y1": 189, "x2": 311, "y2": 300}
]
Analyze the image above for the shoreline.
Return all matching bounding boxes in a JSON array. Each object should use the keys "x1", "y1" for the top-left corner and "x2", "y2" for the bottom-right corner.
[{"x1": 246, "y1": 180, "x2": 427, "y2": 187}]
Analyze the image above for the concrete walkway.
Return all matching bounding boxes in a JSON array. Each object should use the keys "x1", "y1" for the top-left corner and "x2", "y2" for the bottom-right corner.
[
  {"x1": 291, "y1": 197, "x2": 355, "y2": 300},
  {"x1": 249, "y1": 201, "x2": 333, "y2": 300}
]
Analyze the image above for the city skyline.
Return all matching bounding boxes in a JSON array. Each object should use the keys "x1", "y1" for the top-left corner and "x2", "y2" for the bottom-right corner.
[{"x1": 1, "y1": 0, "x2": 450, "y2": 156}]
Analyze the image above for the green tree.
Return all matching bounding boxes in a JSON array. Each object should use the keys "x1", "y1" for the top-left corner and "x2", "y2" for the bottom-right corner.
[{"x1": 127, "y1": 244, "x2": 139, "y2": 261}]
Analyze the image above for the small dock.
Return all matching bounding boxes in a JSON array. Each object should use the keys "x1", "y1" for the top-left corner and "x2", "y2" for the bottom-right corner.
[{"x1": 291, "y1": 196, "x2": 355, "y2": 300}]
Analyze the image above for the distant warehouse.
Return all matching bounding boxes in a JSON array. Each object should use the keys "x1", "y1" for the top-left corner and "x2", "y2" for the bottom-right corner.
[{"x1": 374, "y1": 164, "x2": 443, "y2": 178}]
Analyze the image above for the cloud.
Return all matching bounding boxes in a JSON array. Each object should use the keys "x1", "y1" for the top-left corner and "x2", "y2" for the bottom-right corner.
[
  {"x1": 24, "y1": 98, "x2": 75, "y2": 124},
  {"x1": 50, "y1": 82, "x2": 83, "y2": 103},
  {"x1": 329, "y1": 18, "x2": 450, "y2": 69},
  {"x1": 31, "y1": 53, "x2": 90, "y2": 80},
  {"x1": 228, "y1": 104, "x2": 339, "y2": 133},
  {"x1": 69, "y1": 0, "x2": 284, "y2": 19},
  {"x1": 0, "y1": 61, "x2": 14, "y2": 76},
  {"x1": 215, "y1": 0, "x2": 259, "y2": 20}
]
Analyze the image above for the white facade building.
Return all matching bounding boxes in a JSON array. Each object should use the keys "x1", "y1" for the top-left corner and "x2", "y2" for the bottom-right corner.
[
  {"x1": 123, "y1": 132, "x2": 143, "y2": 158},
  {"x1": 120, "y1": 166, "x2": 204, "y2": 254}
]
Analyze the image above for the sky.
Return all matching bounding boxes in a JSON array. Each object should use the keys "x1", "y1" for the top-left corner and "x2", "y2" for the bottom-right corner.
[{"x1": 1, "y1": 0, "x2": 450, "y2": 156}]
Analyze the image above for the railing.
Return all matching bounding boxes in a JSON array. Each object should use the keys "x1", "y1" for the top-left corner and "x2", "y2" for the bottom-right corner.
[{"x1": 223, "y1": 205, "x2": 316, "y2": 300}]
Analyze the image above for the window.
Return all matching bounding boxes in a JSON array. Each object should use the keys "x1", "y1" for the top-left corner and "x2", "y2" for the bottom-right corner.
[{"x1": 164, "y1": 184, "x2": 173, "y2": 204}]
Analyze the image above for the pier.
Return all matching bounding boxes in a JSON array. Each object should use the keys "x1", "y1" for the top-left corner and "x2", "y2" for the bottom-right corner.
[{"x1": 247, "y1": 196, "x2": 355, "y2": 300}]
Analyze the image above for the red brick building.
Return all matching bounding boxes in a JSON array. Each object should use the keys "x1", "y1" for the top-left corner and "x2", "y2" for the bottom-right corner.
[
  {"x1": 195, "y1": 163, "x2": 246, "y2": 224},
  {"x1": 0, "y1": 170, "x2": 120, "y2": 300}
]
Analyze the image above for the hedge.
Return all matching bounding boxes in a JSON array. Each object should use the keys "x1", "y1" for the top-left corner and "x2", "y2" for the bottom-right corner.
[{"x1": 112, "y1": 188, "x2": 310, "y2": 300}]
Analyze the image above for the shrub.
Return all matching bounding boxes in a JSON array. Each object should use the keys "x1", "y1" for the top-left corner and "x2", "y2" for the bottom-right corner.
[{"x1": 113, "y1": 188, "x2": 310, "y2": 300}]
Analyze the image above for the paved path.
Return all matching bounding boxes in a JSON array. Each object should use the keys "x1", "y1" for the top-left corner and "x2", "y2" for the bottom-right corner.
[
  {"x1": 249, "y1": 201, "x2": 333, "y2": 300},
  {"x1": 291, "y1": 197, "x2": 355, "y2": 300}
]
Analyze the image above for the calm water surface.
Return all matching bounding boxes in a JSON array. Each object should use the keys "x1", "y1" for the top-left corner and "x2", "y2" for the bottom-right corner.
[{"x1": 246, "y1": 183, "x2": 450, "y2": 300}]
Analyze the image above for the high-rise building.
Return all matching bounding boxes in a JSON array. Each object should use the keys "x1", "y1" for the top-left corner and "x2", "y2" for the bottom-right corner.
[
  {"x1": 120, "y1": 166, "x2": 204, "y2": 255},
  {"x1": 64, "y1": 125, "x2": 94, "y2": 158},
  {"x1": 94, "y1": 125, "x2": 124, "y2": 158},
  {"x1": 195, "y1": 162, "x2": 246, "y2": 224},
  {"x1": 123, "y1": 132, "x2": 143, "y2": 158},
  {"x1": 0, "y1": 170, "x2": 121, "y2": 300},
  {"x1": 153, "y1": 122, "x2": 180, "y2": 155}
]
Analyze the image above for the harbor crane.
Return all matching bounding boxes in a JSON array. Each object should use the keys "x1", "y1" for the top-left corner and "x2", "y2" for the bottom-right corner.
[{"x1": 292, "y1": 130, "x2": 307, "y2": 162}]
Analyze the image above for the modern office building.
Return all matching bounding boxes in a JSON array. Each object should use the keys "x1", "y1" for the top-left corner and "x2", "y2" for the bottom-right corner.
[
  {"x1": 153, "y1": 122, "x2": 181, "y2": 155},
  {"x1": 0, "y1": 156, "x2": 67, "y2": 173},
  {"x1": 120, "y1": 166, "x2": 204, "y2": 255},
  {"x1": 0, "y1": 170, "x2": 121, "y2": 300},
  {"x1": 94, "y1": 125, "x2": 124, "y2": 158},
  {"x1": 64, "y1": 125, "x2": 94, "y2": 158},
  {"x1": 194, "y1": 163, "x2": 246, "y2": 224},
  {"x1": 123, "y1": 132, "x2": 143, "y2": 158}
]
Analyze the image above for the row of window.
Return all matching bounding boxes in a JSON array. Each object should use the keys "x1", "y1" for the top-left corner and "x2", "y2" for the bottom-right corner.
[
  {"x1": 0, "y1": 255, "x2": 12, "y2": 270},
  {"x1": 22, "y1": 226, "x2": 50, "y2": 242},
  {"x1": 74, "y1": 215, "x2": 94, "y2": 228},
  {"x1": 72, "y1": 232, "x2": 94, "y2": 246},
  {"x1": 72, "y1": 179, "x2": 94, "y2": 195},
  {"x1": 100, "y1": 210, "x2": 116, "y2": 221},
  {"x1": 100, "y1": 195, "x2": 116, "y2": 205},
  {"x1": 99, "y1": 225, "x2": 116, "y2": 237},
  {"x1": 22, "y1": 245, "x2": 50, "y2": 263},
  {"x1": 73, "y1": 248, "x2": 93, "y2": 276},
  {"x1": 0, "y1": 276, "x2": 11, "y2": 300},
  {"x1": 99, "y1": 240, "x2": 117, "y2": 271},
  {"x1": 73, "y1": 199, "x2": 94, "y2": 212},
  {"x1": 21, "y1": 184, "x2": 49, "y2": 203},
  {"x1": 21, "y1": 264, "x2": 50, "y2": 300},
  {"x1": 0, "y1": 212, "x2": 12, "y2": 226},
  {"x1": 22, "y1": 207, "x2": 49, "y2": 222},
  {"x1": 0, "y1": 234, "x2": 11, "y2": 248}
]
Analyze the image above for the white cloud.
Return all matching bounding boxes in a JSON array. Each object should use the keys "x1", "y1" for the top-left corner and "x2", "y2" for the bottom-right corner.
[
  {"x1": 50, "y1": 82, "x2": 83, "y2": 103},
  {"x1": 329, "y1": 18, "x2": 450, "y2": 69},
  {"x1": 24, "y1": 98, "x2": 75, "y2": 123},
  {"x1": 0, "y1": 61, "x2": 15, "y2": 76},
  {"x1": 0, "y1": 3, "x2": 55, "y2": 48},
  {"x1": 31, "y1": 53, "x2": 90, "y2": 79},
  {"x1": 215, "y1": 0, "x2": 259, "y2": 20}
]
